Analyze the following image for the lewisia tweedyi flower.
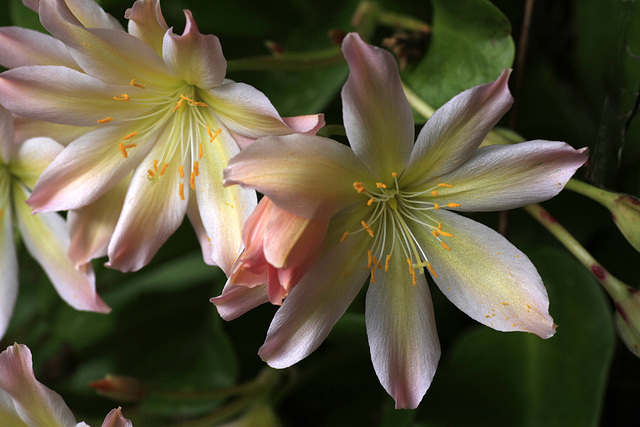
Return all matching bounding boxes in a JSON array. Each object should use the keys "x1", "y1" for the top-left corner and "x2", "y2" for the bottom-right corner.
[
  {"x1": 0, "y1": 343, "x2": 132, "y2": 426},
  {"x1": 0, "y1": 105, "x2": 109, "y2": 340},
  {"x1": 0, "y1": 0, "x2": 323, "y2": 273},
  {"x1": 214, "y1": 33, "x2": 589, "y2": 408}
]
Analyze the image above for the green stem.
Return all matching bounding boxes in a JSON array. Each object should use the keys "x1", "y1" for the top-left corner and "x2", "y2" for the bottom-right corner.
[
  {"x1": 523, "y1": 204, "x2": 628, "y2": 300},
  {"x1": 227, "y1": 47, "x2": 344, "y2": 72},
  {"x1": 401, "y1": 81, "x2": 435, "y2": 119},
  {"x1": 564, "y1": 178, "x2": 613, "y2": 208}
]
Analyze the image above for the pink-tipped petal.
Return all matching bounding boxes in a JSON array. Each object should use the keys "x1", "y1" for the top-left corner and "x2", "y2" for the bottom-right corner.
[
  {"x1": 106, "y1": 141, "x2": 189, "y2": 272},
  {"x1": 0, "y1": 187, "x2": 18, "y2": 340},
  {"x1": 48, "y1": 0, "x2": 123, "y2": 30},
  {"x1": 0, "y1": 343, "x2": 77, "y2": 426},
  {"x1": 39, "y1": 0, "x2": 176, "y2": 87},
  {"x1": 416, "y1": 209, "x2": 555, "y2": 338},
  {"x1": 425, "y1": 141, "x2": 588, "y2": 211},
  {"x1": 403, "y1": 69, "x2": 514, "y2": 187},
  {"x1": 258, "y1": 211, "x2": 372, "y2": 368},
  {"x1": 0, "y1": 66, "x2": 151, "y2": 126},
  {"x1": 281, "y1": 114, "x2": 326, "y2": 136},
  {"x1": 341, "y1": 33, "x2": 414, "y2": 178},
  {"x1": 211, "y1": 281, "x2": 269, "y2": 321},
  {"x1": 14, "y1": 184, "x2": 110, "y2": 314},
  {"x1": 162, "y1": 10, "x2": 226, "y2": 89},
  {"x1": 202, "y1": 82, "x2": 308, "y2": 141},
  {"x1": 125, "y1": 0, "x2": 168, "y2": 55},
  {"x1": 193, "y1": 119, "x2": 256, "y2": 276},
  {"x1": 224, "y1": 134, "x2": 371, "y2": 220},
  {"x1": 0, "y1": 27, "x2": 79, "y2": 70},
  {"x1": 27, "y1": 123, "x2": 154, "y2": 212},
  {"x1": 101, "y1": 407, "x2": 132, "y2": 427},
  {"x1": 68, "y1": 175, "x2": 129, "y2": 267},
  {"x1": 366, "y1": 252, "x2": 440, "y2": 409}
]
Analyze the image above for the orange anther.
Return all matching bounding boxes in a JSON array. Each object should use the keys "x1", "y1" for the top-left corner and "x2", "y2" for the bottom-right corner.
[
  {"x1": 447, "y1": 202, "x2": 461, "y2": 208},
  {"x1": 353, "y1": 182, "x2": 366, "y2": 193},
  {"x1": 367, "y1": 250, "x2": 372, "y2": 269},
  {"x1": 371, "y1": 254, "x2": 382, "y2": 270},
  {"x1": 113, "y1": 94, "x2": 130, "y2": 101},
  {"x1": 437, "y1": 183, "x2": 453, "y2": 188},
  {"x1": 431, "y1": 190, "x2": 438, "y2": 196},
  {"x1": 193, "y1": 161, "x2": 200, "y2": 177},
  {"x1": 211, "y1": 128, "x2": 222, "y2": 141},
  {"x1": 172, "y1": 98, "x2": 183, "y2": 112},
  {"x1": 370, "y1": 266, "x2": 376, "y2": 284},
  {"x1": 427, "y1": 262, "x2": 437, "y2": 278},
  {"x1": 367, "y1": 197, "x2": 374, "y2": 206},
  {"x1": 361, "y1": 220, "x2": 374, "y2": 238},
  {"x1": 433, "y1": 203, "x2": 440, "y2": 210},
  {"x1": 178, "y1": 165, "x2": 184, "y2": 179},
  {"x1": 118, "y1": 141, "x2": 136, "y2": 158},
  {"x1": 441, "y1": 241, "x2": 451, "y2": 251},
  {"x1": 122, "y1": 131, "x2": 138, "y2": 140},
  {"x1": 384, "y1": 254, "x2": 391, "y2": 272},
  {"x1": 160, "y1": 163, "x2": 168, "y2": 175},
  {"x1": 406, "y1": 258, "x2": 417, "y2": 286},
  {"x1": 376, "y1": 182, "x2": 387, "y2": 189},
  {"x1": 340, "y1": 231, "x2": 349, "y2": 242},
  {"x1": 97, "y1": 117, "x2": 113, "y2": 124},
  {"x1": 129, "y1": 79, "x2": 145, "y2": 89},
  {"x1": 392, "y1": 172, "x2": 398, "y2": 178},
  {"x1": 198, "y1": 142, "x2": 203, "y2": 159},
  {"x1": 179, "y1": 183, "x2": 185, "y2": 200},
  {"x1": 190, "y1": 171, "x2": 196, "y2": 190}
]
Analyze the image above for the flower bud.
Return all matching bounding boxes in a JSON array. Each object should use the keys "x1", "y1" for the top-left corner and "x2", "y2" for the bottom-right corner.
[
  {"x1": 89, "y1": 374, "x2": 149, "y2": 402},
  {"x1": 610, "y1": 194, "x2": 640, "y2": 253},
  {"x1": 613, "y1": 287, "x2": 640, "y2": 358}
]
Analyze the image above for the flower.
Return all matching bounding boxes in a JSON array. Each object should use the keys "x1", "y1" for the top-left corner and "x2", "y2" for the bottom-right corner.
[
  {"x1": 0, "y1": 343, "x2": 132, "y2": 426},
  {"x1": 0, "y1": 104, "x2": 109, "y2": 340},
  {"x1": 0, "y1": 0, "x2": 323, "y2": 273},
  {"x1": 214, "y1": 33, "x2": 589, "y2": 408}
]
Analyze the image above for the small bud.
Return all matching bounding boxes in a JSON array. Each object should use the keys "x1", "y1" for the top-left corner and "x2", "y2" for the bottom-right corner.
[
  {"x1": 89, "y1": 374, "x2": 149, "y2": 402},
  {"x1": 613, "y1": 287, "x2": 640, "y2": 358},
  {"x1": 610, "y1": 194, "x2": 640, "y2": 253}
]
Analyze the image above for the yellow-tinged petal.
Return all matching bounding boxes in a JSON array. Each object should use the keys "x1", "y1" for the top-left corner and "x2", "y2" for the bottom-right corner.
[
  {"x1": 414, "y1": 209, "x2": 555, "y2": 338},
  {"x1": 125, "y1": 0, "x2": 168, "y2": 56},
  {"x1": 224, "y1": 134, "x2": 373, "y2": 221}
]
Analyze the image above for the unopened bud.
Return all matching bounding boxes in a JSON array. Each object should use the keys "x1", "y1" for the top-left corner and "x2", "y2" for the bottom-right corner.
[
  {"x1": 613, "y1": 287, "x2": 640, "y2": 358},
  {"x1": 610, "y1": 194, "x2": 640, "y2": 253},
  {"x1": 89, "y1": 374, "x2": 149, "y2": 402}
]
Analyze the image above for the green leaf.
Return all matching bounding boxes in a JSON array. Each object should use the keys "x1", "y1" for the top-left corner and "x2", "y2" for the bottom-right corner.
[
  {"x1": 404, "y1": 0, "x2": 514, "y2": 116},
  {"x1": 419, "y1": 246, "x2": 615, "y2": 426}
]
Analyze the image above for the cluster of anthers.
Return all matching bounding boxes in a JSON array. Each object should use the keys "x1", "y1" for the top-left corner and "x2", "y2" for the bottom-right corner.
[
  {"x1": 98, "y1": 79, "x2": 223, "y2": 201},
  {"x1": 341, "y1": 172, "x2": 461, "y2": 285}
]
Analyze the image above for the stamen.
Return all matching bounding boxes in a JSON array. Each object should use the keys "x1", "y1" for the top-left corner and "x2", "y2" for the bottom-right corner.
[
  {"x1": 370, "y1": 266, "x2": 376, "y2": 283},
  {"x1": 193, "y1": 161, "x2": 200, "y2": 176},
  {"x1": 97, "y1": 117, "x2": 114, "y2": 124},
  {"x1": 384, "y1": 254, "x2": 391, "y2": 272},
  {"x1": 340, "y1": 231, "x2": 349, "y2": 242},
  {"x1": 147, "y1": 160, "x2": 158, "y2": 178},
  {"x1": 178, "y1": 165, "x2": 185, "y2": 179},
  {"x1": 179, "y1": 94, "x2": 208, "y2": 107},
  {"x1": 432, "y1": 229, "x2": 454, "y2": 238},
  {"x1": 447, "y1": 202, "x2": 461, "y2": 208},
  {"x1": 113, "y1": 94, "x2": 130, "y2": 101},
  {"x1": 433, "y1": 203, "x2": 440, "y2": 210},
  {"x1": 392, "y1": 172, "x2": 398, "y2": 178},
  {"x1": 353, "y1": 182, "x2": 366, "y2": 193},
  {"x1": 122, "y1": 132, "x2": 138, "y2": 140},
  {"x1": 361, "y1": 220, "x2": 374, "y2": 237},
  {"x1": 437, "y1": 183, "x2": 453, "y2": 188},
  {"x1": 160, "y1": 163, "x2": 169, "y2": 175},
  {"x1": 406, "y1": 258, "x2": 417, "y2": 286},
  {"x1": 129, "y1": 79, "x2": 145, "y2": 89},
  {"x1": 367, "y1": 197, "x2": 375, "y2": 206},
  {"x1": 190, "y1": 171, "x2": 196, "y2": 190},
  {"x1": 119, "y1": 141, "x2": 136, "y2": 158},
  {"x1": 172, "y1": 98, "x2": 183, "y2": 113},
  {"x1": 367, "y1": 250, "x2": 372, "y2": 268},
  {"x1": 431, "y1": 190, "x2": 438, "y2": 196},
  {"x1": 427, "y1": 262, "x2": 437, "y2": 278},
  {"x1": 371, "y1": 254, "x2": 382, "y2": 269},
  {"x1": 441, "y1": 241, "x2": 451, "y2": 251},
  {"x1": 211, "y1": 128, "x2": 222, "y2": 141},
  {"x1": 198, "y1": 142, "x2": 203, "y2": 159},
  {"x1": 179, "y1": 182, "x2": 185, "y2": 200},
  {"x1": 376, "y1": 182, "x2": 387, "y2": 189}
]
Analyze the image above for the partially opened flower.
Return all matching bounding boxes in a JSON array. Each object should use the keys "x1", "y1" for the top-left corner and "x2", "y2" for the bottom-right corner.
[
  {"x1": 0, "y1": 105, "x2": 109, "y2": 340},
  {"x1": 213, "y1": 33, "x2": 589, "y2": 408},
  {"x1": 0, "y1": 343, "x2": 132, "y2": 426},
  {"x1": 0, "y1": 0, "x2": 323, "y2": 273}
]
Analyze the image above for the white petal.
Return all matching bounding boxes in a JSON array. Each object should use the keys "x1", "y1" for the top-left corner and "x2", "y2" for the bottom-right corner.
[
  {"x1": 210, "y1": 281, "x2": 269, "y2": 321},
  {"x1": 14, "y1": 183, "x2": 110, "y2": 314},
  {"x1": 402, "y1": 69, "x2": 513, "y2": 187},
  {"x1": 0, "y1": 27, "x2": 79, "y2": 69},
  {"x1": 125, "y1": 0, "x2": 168, "y2": 56},
  {"x1": 414, "y1": 209, "x2": 555, "y2": 338},
  {"x1": 0, "y1": 343, "x2": 77, "y2": 427},
  {"x1": 9, "y1": 137, "x2": 63, "y2": 190},
  {"x1": 425, "y1": 140, "x2": 588, "y2": 211},
  {"x1": 341, "y1": 32, "x2": 414, "y2": 179},
  {"x1": 366, "y1": 252, "x2": 440, "y2": 409}
]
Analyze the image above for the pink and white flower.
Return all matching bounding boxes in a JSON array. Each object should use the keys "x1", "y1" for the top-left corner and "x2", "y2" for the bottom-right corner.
[
  {"x1": 0, "y1": 343, "x2": 132, "y2": 426},
  {"x1": 0, "y1": 0, "x2": 323, "y2": 273},
  {"x1": 0, "y1": 104, "x2": 108, "y2": 340},
  {"x1": 213, "y1": 33, "x2": 589, "y2": 408}
]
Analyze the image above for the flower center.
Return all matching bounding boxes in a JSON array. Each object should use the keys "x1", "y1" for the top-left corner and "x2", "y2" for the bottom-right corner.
[
  {"x1": 343, "y1": 172, "x2": 461, "y2": 285},
  {"x1": 97, "y1": 79, "x2": 222, "y2": 201}
]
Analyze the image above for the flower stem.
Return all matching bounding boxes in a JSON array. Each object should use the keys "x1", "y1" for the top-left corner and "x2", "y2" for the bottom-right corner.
[
  {"x1": 523, "y1": 203, "x2": 628, "y2": 300},
  {"x1": 564, "y1": 178, "x2": 613, "y2": 207}
]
